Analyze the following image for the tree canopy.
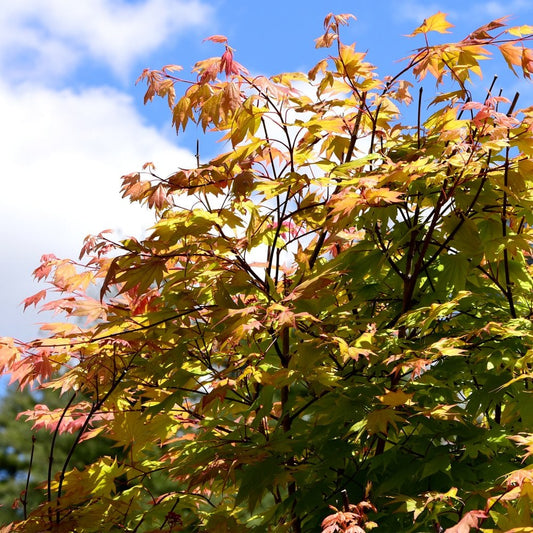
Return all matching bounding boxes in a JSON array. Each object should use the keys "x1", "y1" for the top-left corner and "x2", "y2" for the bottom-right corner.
[{"x1": 1, "y1": 12, "x2": 533, "y2": 532}]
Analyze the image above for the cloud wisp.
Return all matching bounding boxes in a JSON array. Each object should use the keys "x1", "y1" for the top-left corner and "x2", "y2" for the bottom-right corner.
[{"x1": 0, "y1": 0, "x2": 213, "y2": 82}]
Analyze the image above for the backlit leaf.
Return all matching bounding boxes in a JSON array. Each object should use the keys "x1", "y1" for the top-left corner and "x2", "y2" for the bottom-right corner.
[{"x1": 409, "y1": 12, "x2": 454, "y2": 36}]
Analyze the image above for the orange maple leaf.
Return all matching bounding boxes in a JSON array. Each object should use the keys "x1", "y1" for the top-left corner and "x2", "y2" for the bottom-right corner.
[
  {"x1": 204, "y1": 35, "x2": 228, "y2": 44},
  {"x1": 445, "y1": 510, "x2": 488, "y2": 533},
  {"x1": 22, "y1": 289, "x2": 47, "y2": 310}
]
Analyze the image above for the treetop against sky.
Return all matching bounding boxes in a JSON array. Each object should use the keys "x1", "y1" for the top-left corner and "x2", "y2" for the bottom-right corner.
[{"x1": 1, "y1": 0, "x2": 533, "y2": 342}]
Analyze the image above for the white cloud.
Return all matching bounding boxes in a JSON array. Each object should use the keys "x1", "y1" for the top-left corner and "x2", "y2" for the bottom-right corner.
[
  {"x1": 0, "y1": 81, "x2": 196, "y2": 340},
  {"x1": 0, "y1": 0, "x2": 212, "y2": 82},
  {"x1": 0, "y1": 0, "x2": 215, "y2": 343}
]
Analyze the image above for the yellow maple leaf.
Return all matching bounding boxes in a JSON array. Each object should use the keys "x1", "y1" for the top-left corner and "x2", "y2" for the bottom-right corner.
[
  {"x1": 366, "y1": 408, "x2": 404, "y2": 434},
  {"x1": 87, "y1": 457, "x2": 125, "y2": 498},
  {"x1": 377, "y1": 390, "x2": 414, "y2": 407},
  {"x1": 409, "y1": 12, "x2": 454, "y2": 37},
  {"x1": 508, "y1": 24, "x2": 533, "y2": 37}
]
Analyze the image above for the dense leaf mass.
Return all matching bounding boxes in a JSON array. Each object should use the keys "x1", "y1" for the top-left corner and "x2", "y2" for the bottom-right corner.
[{"x1": 1, "y1": 12, "x2": 533, "y2": 532}]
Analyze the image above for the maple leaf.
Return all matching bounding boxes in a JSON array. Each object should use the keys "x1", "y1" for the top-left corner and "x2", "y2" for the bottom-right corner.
[
  {"x1": 196, "y1": 57, "x2": 222, "y2": 84},
  {"x1": 309, "y1": 59, "x2": 329, "y2": 80},
  {"x1": 509, "y1": 434, "x2": 533, "y2": 460},
  {"x1": 204, "y1": 34, "x2": 228, "y2": 44},
  {"x1": 147, "y1": 183, "x2": 171, "y2": 210},
  {"x1": 499, "y1": 42, "x2": 523, "y2": 75},
  {"x1": 521, "y1": 47, "x2": 533, "y2": 78},
  {"x1": 316, "y1": 32, "x2": 338, "y2": 49},
  {"x1": 22, "y1": 289, "x2": 47, "y2": 310},
  {"x1": 395, "y1": 80, "x2": 413, "y2": 104},
  {"x1": 18, "y1": 403, "x2": 91, "y2": 433},
  {"x1": 0, "y1": 337, "x2": 21, "y2": 373},
  {"x1": 504, "y1": 467, "x2": 533, "y2": 490},
  {"x1": 377, "y1": 390, "x2": 414, "y2": 407},
  {"x1": 366, "y1": 408, "x2": 405, "y2": 435},
  {"x1": 222, "y1": 82, "x2": 241, "y2": 115},
  {"x1": 445, "y1": 510, "x2": 488, "y2": 533},
  {"x1": 86, "y1": 457, "x2": 126, "y2": 498},
  {"x1": 467, "y1": 17, "x2": 508, "y2": 41},
  {"x1": 409, "y1": 12, "x2": 454, "y2": 36},
  {"x1": 32, "y1": 254, "x2": 58, "y2": 281},
  {"x1": 161, "y1": 64, "x2": 183, "y2": 74},
  {"x1": 220, "y1": 47, "x2": 238, "y2": 76},
  {"x1": 323, "y1": 13, "x2": 357, "y2": 30},
  {"x1": 508, "y1": 24, "x2": 533, "y2": 37}
]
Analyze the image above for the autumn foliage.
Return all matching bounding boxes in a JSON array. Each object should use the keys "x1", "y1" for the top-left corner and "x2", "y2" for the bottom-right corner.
[{"x1": 2, "y1": 12, "x2": 533, "y2": 532}]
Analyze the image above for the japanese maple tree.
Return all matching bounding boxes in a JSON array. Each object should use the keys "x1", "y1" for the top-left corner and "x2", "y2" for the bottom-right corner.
[{"x1": 1, "y1": 12, "x2": 533, "y2": 532}]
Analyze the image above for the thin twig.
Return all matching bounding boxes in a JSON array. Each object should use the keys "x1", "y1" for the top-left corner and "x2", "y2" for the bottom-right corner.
[
  {"x1": 22, "y1": 434, "x2": 36, "y2": 520},
  {"x1": 501, "y1": 92, "x2": 520, "y2": 319}
]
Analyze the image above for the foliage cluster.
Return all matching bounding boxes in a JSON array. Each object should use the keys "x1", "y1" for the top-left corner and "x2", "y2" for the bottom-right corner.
[
  {"x1": 1, "y1": 12, "x2": 533, "y2": 532},
  {"x1": 0, "y1": 388, "x2": 113, "y2": 525}
]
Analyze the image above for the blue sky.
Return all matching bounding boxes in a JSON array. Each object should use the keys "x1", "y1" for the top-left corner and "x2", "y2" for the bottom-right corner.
[{"x1": 1, "y1": 0, "x2": 532, "y2": 343}]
